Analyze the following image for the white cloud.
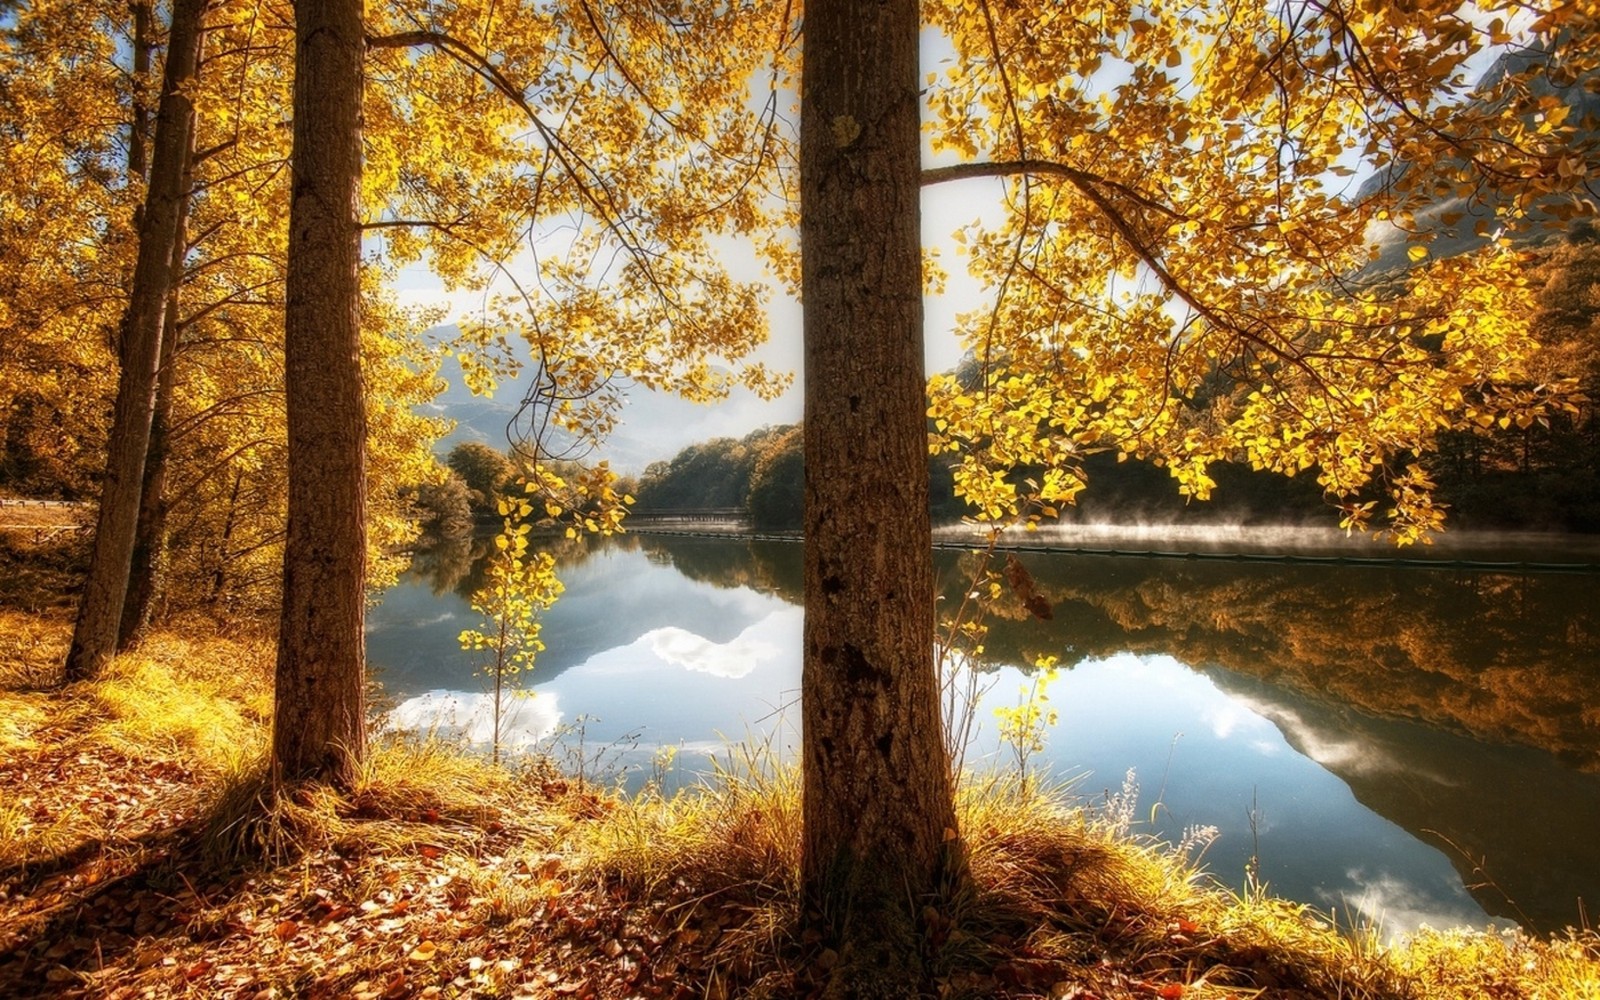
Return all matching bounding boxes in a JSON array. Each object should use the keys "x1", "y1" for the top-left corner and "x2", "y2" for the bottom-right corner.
[
  {"x1": 1321, "y1": 869, "x2": 1493, "y2": 941},
  {"x1": 643, "y1": 626, "x2": 779, "y2": 679},
  {"x1": 385, "y1": 688, "x2": 562, "y2": 748}
]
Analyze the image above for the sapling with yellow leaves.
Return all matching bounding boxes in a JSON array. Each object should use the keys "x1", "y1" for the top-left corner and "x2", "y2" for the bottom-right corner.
[
  {"x1": 458, "y1": 460, "x2": 636, "y2": 762},
  {"x1": 458, "y1": 489, "x2": 564, "y2": 764},
  {"x1": 994, "y1": 654, "x2": 1062, "y2": 789}
]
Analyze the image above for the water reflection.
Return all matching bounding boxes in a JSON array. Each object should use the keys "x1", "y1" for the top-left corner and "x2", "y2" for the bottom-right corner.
[
  {"x1": 388, "y1": 689, "x2": 563, "y2": 748},
  {"x1": 638, "y1": 627, "x2": 777, "y2": 679},
  {"x1": 1000, "y1": 653, "x2": 1494, "y2": 937},
  {"x1": 368, "y1": 532, "x2": 1600, "y2": 937}
]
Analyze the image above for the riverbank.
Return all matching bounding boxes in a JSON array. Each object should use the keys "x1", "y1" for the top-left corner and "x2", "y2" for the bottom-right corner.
[
  {"x1": 3, "y1": 611, "x2": 1597, "y2": 998},
  {"x1": 623, "y1": 517, "x2": 1600, "y2": 571}
]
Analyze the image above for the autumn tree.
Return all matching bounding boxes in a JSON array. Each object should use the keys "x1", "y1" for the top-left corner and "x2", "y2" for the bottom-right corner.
[
  {"x1": 1430, "y1": 224, "x2": 1600, "y2": 527},
  {"x1": 266, "y1": 0, "x2": 370, "y2": 787},
  {"x1": 0, "y1": 0, "x2": 127, "y2": 499},
  {"x1": 264, "y1": 0, "x2": 791, "y2": 785},
  {"x1": 798, "y1": 0, "x2": 959, "y2": 994},
  {"x1": 794, "y1": 0, "x2": 1600, "y2": 993},
  {"x1": 447, "y1": 441, "x2": 516, "y2": 516},
  {"x1": 921, "y1": 2, "x2": 1600, "y2": 542},
  {"x1": 745, "y1": 425, "x2": 804, "y2": 528},
  {"x1": 65, "y1": 0, "x2": 207, "y2": 681}
]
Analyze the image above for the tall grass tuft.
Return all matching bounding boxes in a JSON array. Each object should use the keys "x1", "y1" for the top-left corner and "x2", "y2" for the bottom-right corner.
[
  {"x1": 570, "y1": 739, "x2": 804, "y2": 996},
  {"x1": 86, "y1": 632, "x2": 273, "y2": 776},
  {"x1": 201, "y1": 733, "x2": 564, "y2": 867},
  {"x1": 577, "y1": 739, "x2": 802, "y2": 899}
]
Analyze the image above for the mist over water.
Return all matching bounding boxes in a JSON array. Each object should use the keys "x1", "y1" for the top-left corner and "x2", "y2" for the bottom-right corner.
[
  {"x1": 368, "y1": 530, "x2": 1600, "y2": 938},
  {"x1": 936, "y1": 520, "x2": 1600, "y2": 562}
]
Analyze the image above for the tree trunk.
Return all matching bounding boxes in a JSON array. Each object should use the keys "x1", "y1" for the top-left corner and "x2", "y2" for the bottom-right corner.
[
  {"x1": 121, "y1": 92, "x2": 197, "y2": 651},
  {"x1": 128, "y1": 0, "x2": 153, "y2": 184},
  {"x1": 799, "y1": 0, "x2": 961, "y2": 994},
  {"x1": 119, "y1": 272, "x2": 183, "y2": 649},
  {"x1": 272, "y1": 0, "x2": 369, "y2": 789},
  {"x1": 65, "y1": 0, "x2": 206, "y2": 682}
]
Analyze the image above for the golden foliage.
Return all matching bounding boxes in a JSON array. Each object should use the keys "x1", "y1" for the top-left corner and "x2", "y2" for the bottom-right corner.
[{"x1": 922, "y1": 0, "x2": 1600, "y2": 541}]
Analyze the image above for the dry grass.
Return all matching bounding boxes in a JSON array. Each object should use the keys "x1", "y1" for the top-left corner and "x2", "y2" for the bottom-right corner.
[
  {"x1": 87, "y1": 631, "x2": 273, "y2": 774},
  {"x1": 201, "y1": 732, "x2": 568, "y2": 868},
  {"x1": 0, "y1": 608, "x2": 70, "y2": 694},
  {"x1": 572, "y1": 756, "x2": 1600, "y2": 999},
  {"x1": 1396, "y1": 926, "x2": 1600, "y2": 999}
]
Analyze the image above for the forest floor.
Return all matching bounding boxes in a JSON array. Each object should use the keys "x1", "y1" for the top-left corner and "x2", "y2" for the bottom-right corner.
[{"x1": 2, "y1": 609, "x2": 1599, "y2": 999}]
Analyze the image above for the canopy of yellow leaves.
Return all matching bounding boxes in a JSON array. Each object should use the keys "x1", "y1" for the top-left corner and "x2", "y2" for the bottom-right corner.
[{"x1": 920, "y1": 0, "x2": 1599, "y2": 541}]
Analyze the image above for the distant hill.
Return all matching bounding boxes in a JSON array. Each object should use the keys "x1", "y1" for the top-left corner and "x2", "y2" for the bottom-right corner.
[
  {"x1": 1358, "y1": 41, "x2": 1600, "y2": 275},
  {"x1": 417, "y1": 326, "x2": 798, "y2": 473}
]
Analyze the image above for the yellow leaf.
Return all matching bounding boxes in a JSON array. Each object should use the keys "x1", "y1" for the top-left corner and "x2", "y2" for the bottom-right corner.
[{"x1": 409, "y1": 942, "x2": 438, "y2": 963}]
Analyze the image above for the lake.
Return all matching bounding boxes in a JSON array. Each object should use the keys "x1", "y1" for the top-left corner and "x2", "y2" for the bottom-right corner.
[{"x1": 366, "y1": 527, "x2": 1600, "y2": 941}]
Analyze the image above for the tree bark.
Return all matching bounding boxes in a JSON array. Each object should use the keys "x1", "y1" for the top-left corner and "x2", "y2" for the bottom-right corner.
[
  {"x1": 128, "y1": 0, "x2": 153, "y2": 184},
  {"x1": 118, "y1": 268, "x2": 184, "y2": 649},
  {"x1": 121, "y1": 89, "x2": 198, "y2": 651},
  {"x1": 65, "y1": 0, "x2": 206, "y2": 682},
  {"x1": 799, "y1": 0, "x2": 962, "y2": 994},
  {"x1": 272, "y1": 0, "x2": 369, "y2": 789}
]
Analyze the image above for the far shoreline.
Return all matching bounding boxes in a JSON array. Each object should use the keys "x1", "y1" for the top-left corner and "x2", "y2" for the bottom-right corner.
[{"x1": 619, "y1": 517, "x2": 1600, "y2": 571}]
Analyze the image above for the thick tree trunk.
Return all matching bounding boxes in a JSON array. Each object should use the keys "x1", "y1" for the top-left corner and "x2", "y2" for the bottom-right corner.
[
  {"x1": 799, "y1": 0, "x2": 961, "y2": 995},
  {"x1": 272, "y1": 0, "x2": 368, "y2": 789},
  {"x1": 65, "y1": 0, "x2": 206, "y2": 682}
]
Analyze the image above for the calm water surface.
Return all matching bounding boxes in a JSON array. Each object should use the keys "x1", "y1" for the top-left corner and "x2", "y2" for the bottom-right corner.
[{"x1": 366, "y1": 530, "x2": 1600, "y2": 939}]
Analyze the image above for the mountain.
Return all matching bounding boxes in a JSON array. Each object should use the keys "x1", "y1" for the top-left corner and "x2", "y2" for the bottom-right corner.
[
  {"x1": 1358, "y1": 41, "x2": 1600, "y2": 275},
  {"x1": 417, "y1": 327, "x2": 799, "y2": 473}
]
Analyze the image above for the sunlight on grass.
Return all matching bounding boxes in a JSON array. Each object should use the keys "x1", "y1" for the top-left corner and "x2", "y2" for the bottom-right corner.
[
  {"x1": 0, "y1": 609, "x2": 69, "y2": 694},
  {"x1": 575, "y1": 741, "x2": 802, "y2": 897},
  {"x1": 0, "y1": 797, "x2": 95, "y2": 873},
  {"x1": 1396, "y1": 926, "x2": 1600, "y2": 999},
  {"x1": 203, "y1": 733, "x2": 568, "y2": 867},
  {"x1": 0, "y1": 693, "x2": 49, "y2": 756},
  {"x1": 85, "y1": 630, "x2": 273, "y2": 775},
  {"x1": 570, "y1": 749, "x2": 1600, "y2": 999}
]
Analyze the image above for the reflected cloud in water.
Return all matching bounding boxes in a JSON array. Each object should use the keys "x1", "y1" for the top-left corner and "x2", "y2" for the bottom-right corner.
[
  {"x1": 577, "y1": 608, "x2": 800, "y2": 682},
  {"x1": 386, "y1": 688, "x2": 562, "y2": 749},
  {"x1": 643, "y1": 626, "x2": 779, "y2": 679},
  {"x1": 992, "y1": 652, "x2": 1489, "y2": 938},
  {"x1": 1319, "y1": 870, "x2": 1501, "y2": 940},
  {"x1": 364, "y1": 608, "x2": 458, "y2": 635},
  {"x1": 1233, "y1": 695, "x2": 1459, "y2": 785}
]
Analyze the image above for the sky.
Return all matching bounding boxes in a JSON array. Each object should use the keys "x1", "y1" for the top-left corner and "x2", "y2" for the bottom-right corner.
[
  {"x1": 390, "y1": 168, "x2": 1013, "y2": 470},
  {"x1": 386, "y1": 17, "x2": 1529, "y2": 472}
]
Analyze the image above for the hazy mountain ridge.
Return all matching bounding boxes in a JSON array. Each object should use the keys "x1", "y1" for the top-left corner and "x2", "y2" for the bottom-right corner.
[
  {"x1": 1359, "y1": 41, "x2": 1600, "y2": 273},
  {"x1": 418, "y1": 327, "x2": 795, "y2": 473}
]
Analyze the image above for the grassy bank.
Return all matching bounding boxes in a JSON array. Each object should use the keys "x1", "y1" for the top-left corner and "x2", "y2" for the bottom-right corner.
[{"x1": 1, "y1": 611, "x2": 1596, "y2": 999}]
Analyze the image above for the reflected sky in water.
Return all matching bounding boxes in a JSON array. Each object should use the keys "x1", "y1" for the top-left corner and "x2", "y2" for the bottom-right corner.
[{"x1": 368, "y1": 534, "x2": 1597, "y2": 939}]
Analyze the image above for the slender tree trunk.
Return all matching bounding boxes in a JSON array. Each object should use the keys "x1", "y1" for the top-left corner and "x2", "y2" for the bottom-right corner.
[
  {"x1": 210, "y1": 471, "x2": 243, "y2": 604},
  {"x1": 65, "y1": 0, "x2": 206, "y2": 682},
  {"x1": 799, "y1": 0, "x2": 961, "y2": 994},
  {"x1": 121, "y1": 103, "x2": 197, "y2": 651},
  {"x1": 128, "y1": 0, "x2": 153, "y2": 183},
  {"x1": 119, "y1": 276, "x2": 183, "y2": 648},
  {"x1": 272, "y1": 0, "x2": 368, "y2": 789}
]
